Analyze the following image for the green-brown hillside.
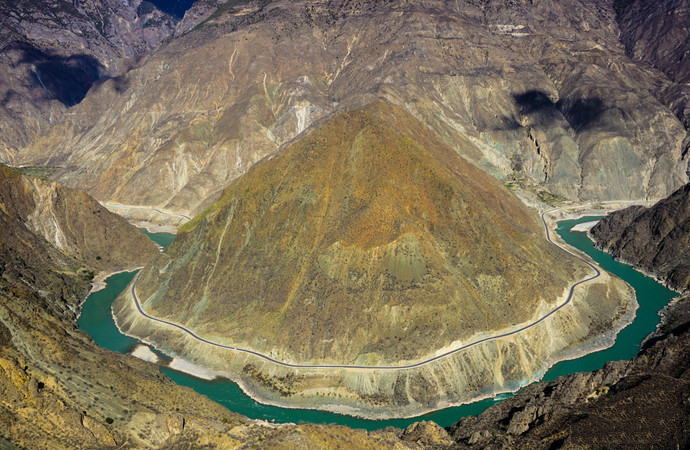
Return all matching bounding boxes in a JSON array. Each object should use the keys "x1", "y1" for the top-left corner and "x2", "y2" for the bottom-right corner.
[
  {"x1": 130, "y1": 101, "x2": 586, "y2": 364},
  {"x1": 0, "y1": 164, "x2": 159, "y2": 275},
  {"x1": 0, "y1": 163, "x2": 428, "y2": 448}
]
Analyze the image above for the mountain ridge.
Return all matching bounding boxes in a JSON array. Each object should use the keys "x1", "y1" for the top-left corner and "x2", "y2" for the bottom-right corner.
[
  {"x1": 113, "y1": 101, "x2": 636, "y2": 418},
  {"x1": 8, "y1": 0, "x2": 687, "y2": 224},
  {"x1": 0, "y1": 163, "x2": 434, "y2": 448},
  {"x1": 127, "y1": 100, "x2": 583, "y2": 364}
]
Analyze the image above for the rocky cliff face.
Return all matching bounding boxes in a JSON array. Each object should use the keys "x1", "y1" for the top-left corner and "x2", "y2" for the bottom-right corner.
[
  {"x1": 450, "y1": 186, "x2": 690, "y2": 448},
  {"x1": 591, "y1": 183, "x2": 690, "y2": 292},
  {"x1": 9, "y1": 0, "x2": 687, "y2": 222},
  {"x1": 449, "y1": 298, "x2": 690, "y2": 448},
  {"x1": 0, "y1": 164, "x2": 436, "y2": 448},
  {"x1": 0, "y1": 164, "x2": 159, "y2": 273},
  {"x1": 615, "y1": 0, "x2": 690, "y2": 128},
  {"x1": 0, "y1": 0, "x2": 177, "y2": 162},
  {"x1": 113, "y1": 101, "x2": 636, "y2": 418}
]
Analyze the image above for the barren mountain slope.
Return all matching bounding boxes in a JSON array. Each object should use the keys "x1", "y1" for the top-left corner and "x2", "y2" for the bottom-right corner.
[
  {"x1": 591, "y1": 183, "x2": 690, "y2": 292},
  {"x1": 0, "y1": 0, "x2": 177, "y2": 162},
  {"x1": 0, "y1": 164, "x2": 158, "y2": 274},
  {"x1": 14, "y1": 0, "x2": 688, "y2": 222},
  {"x1": 615, "y1": 0, "x2": 690, "y2": 128},
  {"x1": 125, "y1": 101, "x2": 584, "y2": 363},
  {"x1": 114, "y1": 102, "x2": 635, "y2": 418},
  {"x1": 0, "y1": 164, "x2": 430, "y2": 448}
]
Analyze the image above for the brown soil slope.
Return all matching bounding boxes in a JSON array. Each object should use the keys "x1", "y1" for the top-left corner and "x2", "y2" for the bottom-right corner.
[{"x1": 128, "y1": 101, "x2": 585, "y2": 365}]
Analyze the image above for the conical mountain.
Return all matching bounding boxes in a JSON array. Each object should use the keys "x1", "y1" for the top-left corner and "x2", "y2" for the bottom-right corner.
[{"x1": 122, "y1": 101, "x2": 586, "y2": 364}]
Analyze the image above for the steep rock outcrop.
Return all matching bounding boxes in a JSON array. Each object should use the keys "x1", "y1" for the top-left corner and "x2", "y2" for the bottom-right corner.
[
  {"x1": 173, "y1": 0, "x2": 228, "y2": 36},
  {"x1": 591, "y1": 183, "x2": 690, "y2": 292}
]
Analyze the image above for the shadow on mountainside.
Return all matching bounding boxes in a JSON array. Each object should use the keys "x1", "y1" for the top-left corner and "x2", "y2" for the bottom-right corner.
[
  {"x1": 7, "y1": 41, "x2": 104, "y2": 107},
  {"x1": 514, "y1": 90, "x2": 556, "y2": 115},
  {"x1": 505, "y1": 89, "x2": 607, "y2": 132},
  {"x1": 557, "y1": 96, "x2": 606, "y2": 131}
]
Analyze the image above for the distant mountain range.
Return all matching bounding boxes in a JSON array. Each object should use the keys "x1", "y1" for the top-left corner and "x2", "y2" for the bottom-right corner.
[{"x1": 2, "y1": 0, "x2": 687, "y2": 221}]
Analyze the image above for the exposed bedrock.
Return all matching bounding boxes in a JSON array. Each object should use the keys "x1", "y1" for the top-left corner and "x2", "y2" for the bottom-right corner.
[
  {"x1": 10, "y1": 0, "x2": 687, "y2": 221},
  {"x1": 591, "y1": 182, "x2": 690, "y2": 292}
]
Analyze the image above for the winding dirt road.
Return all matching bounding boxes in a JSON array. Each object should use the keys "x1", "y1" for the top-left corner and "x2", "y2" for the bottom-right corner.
[{"x1": 125, "y1": 205, "x2": 604, "y2": 370}]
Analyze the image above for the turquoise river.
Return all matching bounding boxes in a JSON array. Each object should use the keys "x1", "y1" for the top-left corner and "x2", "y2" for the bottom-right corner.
[{"x1": 77, "y1": 219, "x2": 677, "y2": 430}]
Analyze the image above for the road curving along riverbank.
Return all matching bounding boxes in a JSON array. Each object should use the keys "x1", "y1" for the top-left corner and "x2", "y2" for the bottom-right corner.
[
  {"x1": 110, "y1": 205, "x2": 639, "y2": 419},
  {"x1": 122, "y1": 205, "x2": 605, "y2": 371},
  {"x1": 89, "y1": 212, "x2": 673, "y2": 423}
]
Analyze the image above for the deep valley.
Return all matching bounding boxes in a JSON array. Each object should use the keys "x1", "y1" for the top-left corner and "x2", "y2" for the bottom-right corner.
[{"x1": 1, "y1": 0, "x2": 689, "y2": 448}]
